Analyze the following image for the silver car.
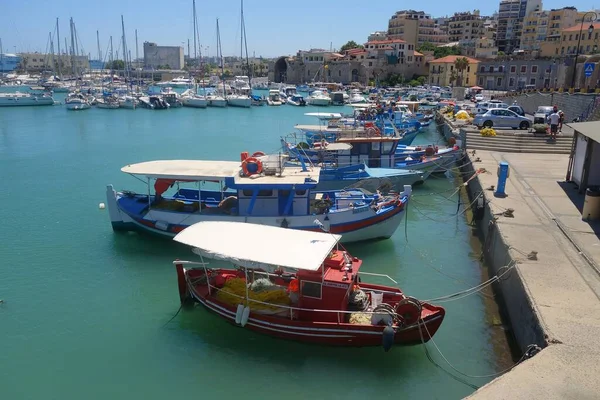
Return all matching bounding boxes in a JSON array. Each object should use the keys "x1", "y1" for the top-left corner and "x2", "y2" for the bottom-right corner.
[{"x1": 473, "y1": 109, "x2": 531, "y2": 130}]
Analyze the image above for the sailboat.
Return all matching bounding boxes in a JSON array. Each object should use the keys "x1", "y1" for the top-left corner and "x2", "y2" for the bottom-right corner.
[
  {"x1": 227, "y1": 0, "x2": 252, "y2": 108},
  {"x1": 206, "y1": 18, "x2": 227, "y2": 108},
  {"x1": 181, "y1": 0, "x2": 208, "y2": 108},
  {"x1": 64, "y1": 18, "x2": 92, "y2": 111}
]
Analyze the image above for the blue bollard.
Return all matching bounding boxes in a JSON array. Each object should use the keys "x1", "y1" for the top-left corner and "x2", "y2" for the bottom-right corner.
[{"x1": 495, "y1": 161, "x2": 509, "y2": 198}]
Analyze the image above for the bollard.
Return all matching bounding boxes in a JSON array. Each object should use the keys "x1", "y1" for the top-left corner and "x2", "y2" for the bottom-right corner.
[{"x1": 494, "y1": 161, "x2": 509, "y2": 198}]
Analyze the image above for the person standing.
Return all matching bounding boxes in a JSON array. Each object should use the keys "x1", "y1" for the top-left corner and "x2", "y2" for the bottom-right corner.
[
  {"x1": 548, "y1": 106, "x2": 560, "y2": 141},
  {"x1": 558, "y1": 110, "x2": 565, "y2": 132}
]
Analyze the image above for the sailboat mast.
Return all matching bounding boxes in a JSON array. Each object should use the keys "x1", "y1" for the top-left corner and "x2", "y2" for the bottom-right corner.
[
  {"x1": 69, "y1": 18, "x2": 76, "y2": 76},
  {"x1": 110, "y1": 36, "x2": 114, "y2": 84},
  {"x1": 217, "y1": 18, "x2": 225, "y2": 98},
  {"x1": 193, "y1": 0, "x2": 198, "y2": 62},
  {"x1": 121, "y1": 15, "x2": 128, "y2": 78},
  {"x1": 135, "y1": 29, "x2": 140, "y2": 88},
  {"x1": 241, "y1": 0, "x2": 251, "y2": 85},
  {"x1": 1, "y1": 38, "x2": 4, "y2": 74},
  {"x1": 97, "y1": 30, "x2": 102, "y2": 61}
]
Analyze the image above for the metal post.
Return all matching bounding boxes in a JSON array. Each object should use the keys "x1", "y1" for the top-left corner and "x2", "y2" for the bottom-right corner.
[
  {"x1": 572, "y1": 12, "x2": 598, "y2": 89},
  {"x1": 494, "y1": 162, "x2": 509, "y2": 198}
]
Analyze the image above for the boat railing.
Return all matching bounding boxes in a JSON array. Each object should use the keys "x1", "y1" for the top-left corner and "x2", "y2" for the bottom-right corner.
[{"x1": 174, "y1": 260, "x2": 405, "y2": 324}]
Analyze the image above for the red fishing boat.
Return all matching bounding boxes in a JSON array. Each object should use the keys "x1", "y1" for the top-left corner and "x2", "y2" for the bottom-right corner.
[{"x1": 173, "y1": 221, "x2": 445, "y2": 350}]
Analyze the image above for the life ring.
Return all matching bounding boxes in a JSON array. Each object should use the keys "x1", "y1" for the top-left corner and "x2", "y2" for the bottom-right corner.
[
  {"x1": 313, "y1": 140, "x2": 329, "y2": 148},
  {"x1": 366, "y1": 127, "x2": 381, "y2": 137},
  {"x1": 251, "y1": 151, "x2": 266, "y2": 157},
  {"x1": 242, "y1": 157, "x2": 263, "y2": 176},
  {"x1": 395, "y1": 297, "x2": 422, "y2": 326}
]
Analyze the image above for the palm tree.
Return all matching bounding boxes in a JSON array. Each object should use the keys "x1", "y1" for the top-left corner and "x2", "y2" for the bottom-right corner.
[
  {"x1": 449, "y1": 69, "x2": 458, "y2": 87},
  {"x1": 454, "y1": 57, "x2": 469, "y2": 87}
]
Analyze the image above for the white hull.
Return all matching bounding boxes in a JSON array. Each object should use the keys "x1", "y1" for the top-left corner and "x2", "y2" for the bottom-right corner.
[
  {"x1": 65, "y1": 102, "x2": 91, "y2": 110},
  {"x1": 182, "y1": 97, "x2": 208, "y2": 108},
  {"x1": 106, "y1": 185, "x2": 406, "y2": 243},
  {"x1": 268, "y1": 100, "x2": 283, "y2": 106},
  {"x1": 307, "y1": 98, "x2": 331, "y2": 106},
  {"x1": 227, "y1": 96, "x2": 252, "y2": 108},
  {"x1": 119, "y1": 99, "x2": 138, "y2": 109},
  {"x1": 0, "y1": 94, "x2": 55, "y2": 107}
]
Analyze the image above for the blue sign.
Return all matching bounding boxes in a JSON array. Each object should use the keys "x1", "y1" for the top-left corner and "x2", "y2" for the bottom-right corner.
[{"x1": 584, "y1": 63, "x2": 595, "y2": 77}]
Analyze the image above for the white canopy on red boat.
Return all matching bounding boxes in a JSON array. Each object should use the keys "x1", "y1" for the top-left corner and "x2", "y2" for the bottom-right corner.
[{"x1": 174, "y1": 221, "x2": 341, "y2": 271}]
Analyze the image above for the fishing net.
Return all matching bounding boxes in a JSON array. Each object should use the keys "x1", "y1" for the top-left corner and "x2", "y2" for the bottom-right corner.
[{"x1": 215, "y1": 278, "x2": 291, "y2": 315}]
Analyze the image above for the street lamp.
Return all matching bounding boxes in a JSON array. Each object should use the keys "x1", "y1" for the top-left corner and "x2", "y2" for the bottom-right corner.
[{"x1": 571, "y1": 11, "x2": 597, "y2": 89}]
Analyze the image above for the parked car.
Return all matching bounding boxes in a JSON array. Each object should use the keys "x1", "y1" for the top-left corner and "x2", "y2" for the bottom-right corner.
[
  {"x1": 508, "y1": 105, "x2": 525, "y2": 116},
  {"x1": 533, "y1": 106, "x2": 555, "y2": 124},
  {"x1": 475, "y1": 101, "x2": 509, "y2": 114},
  {"x1": 474, "y1": 94, "x2": 484, "y2": 102},
  {"x1": 473, "y1": 109, "x2": 531, "y2": 130}
]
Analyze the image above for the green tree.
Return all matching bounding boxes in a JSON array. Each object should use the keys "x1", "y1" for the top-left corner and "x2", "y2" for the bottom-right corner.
[
  {"x1": 418, "y1": 42, "x2": 462, "y2": 59},
  {"x1": 108, "y1": 59, "x2": 125, "y2": 70},
  {"x1": 408, "y1": 79, "x2": 420, "y2": 87},
  {"x1": 454, "y1": 57, "x2": 469, "y2": 87},
  {"x1": 340, "y1": 40, "x2": 364, "y2": 52},
  {"x1": 416, "y1": 76, "x2": 426, "y2": 85}
]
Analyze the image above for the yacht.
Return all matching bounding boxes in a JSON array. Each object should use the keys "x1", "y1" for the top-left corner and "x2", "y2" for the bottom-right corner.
[
  {"x1": 96, "y1": 96, "x2": 120, "y2": 109},
  {"x1": 267, "y1": 89, "x2": 283, "y2": 106},
  {"x1": 161, "y1": 88, "x2": 183, "y2": 108},
  {"x1": 65, "y1": 92, "x2": 92, "y2": 110},
  {"x1": 206, "y1": 94, "x2": 228, "y2": 107},
  {"x1": 181, "y1": 89, "x2": 208, "y2": 108},
  {"x1": 306, "y1": 90, "x2": 331, "y2": 106},
  {"x1": 227, "y1": 93, "x2": 252, "y2": 108},
  {"x1": 0, "y1": 90, "x2": 55, "y2": 107},
  {"x1": 156, "y1": 76, "x2": 194, "y2": 88},
  {"x1": 281, "y1": 86, "x2": 297, "y2": 99},
  {"x1": 287, "y1": 94, "x2": 306, "y2": 106},
  {"x1": 118, "y1": 95, "x2": 139, "y2": 109}
]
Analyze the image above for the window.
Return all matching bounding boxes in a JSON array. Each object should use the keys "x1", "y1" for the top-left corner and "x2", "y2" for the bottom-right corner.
[
  {"x1": 575, "y1": 34, "x2": 579, "y2": 41},
  {"x1": 499, "y1": 66, "x2": 504, "y2": 72},
  {"x1": 563, "y1": 35, "x2": 567, "y2": 41},
  {"x1": 301, "y1": 281, "x2": 322, "y2": 298},
  {"x1": 480, "y1": 66, "x2": 485, "y2": 72},
  {"x1": 368, "y1": 62, "x2": 372, "y2": 66},
  {"x1": 467, "y1": 66, "x2": 470, "y2": 72},
  {"x1": 587, "y1": 45, "x2": 591, "y2": 52},
  {"x1": 569, "y1": 34, "x2": 573, "y2": 40},
  {"x1": 479, "y1": 77, "x2": 484, "y2": 85},
  {"x1": 242, "y1": 189, "x2": 273, "y2": 197},
  {"x1": 497, "y1": 77, "x2": 502, "y2": 87},
  {"x1": 520, "y1": 65, "x2": 527, "y2": 73},
  {"x1": 279, "y1": 190, "x2": 291, "y2": 198},
  {"x1": 531, "y1": 65, "x2": 538, "y2": 73},
  {"x1": 466, "y1": 77, "x2": 469, "y2": 84},
  {"x1": 510, "y1": 65, "x2": 516, "y2": 73},
  {"x1": 509, "y1": 77, "x2": 515, "y2": 87},
  {"x1": 529, "y1": 78, "x2": 536, "y2": 85},
  {"x1": 489, "y1": 66, "x2": 494, "y2": 72}
]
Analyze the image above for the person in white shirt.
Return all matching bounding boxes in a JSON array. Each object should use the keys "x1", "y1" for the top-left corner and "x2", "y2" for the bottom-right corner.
[{"x1": 548, "y1": 106, "x2": 560, "y2": 140}]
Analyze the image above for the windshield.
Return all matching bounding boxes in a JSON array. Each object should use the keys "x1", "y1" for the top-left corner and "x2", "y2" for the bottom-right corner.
[{"x1": 537, "y1": 106, "x2": 553, "y2": 113}]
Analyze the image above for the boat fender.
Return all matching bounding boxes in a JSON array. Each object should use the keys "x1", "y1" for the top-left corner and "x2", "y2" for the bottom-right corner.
[
  {"x1": 382, "y1": 326, "x2": 395, "y2": 352},
  {"x1": 395, "y1": 297, "x2": 422, "y2": 326},
  {"x1": 425, "y1": 147, "x2": 435, "y2": 157},
  {"x1": 240, "y1": 306, "x2": 250, "y2": 327},
  {"x1": 235, "y1": 304, "x2": 245, "y2": 325}
]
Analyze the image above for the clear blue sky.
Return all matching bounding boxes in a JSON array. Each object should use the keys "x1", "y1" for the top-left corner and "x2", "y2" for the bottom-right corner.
[{"x1": 1, "y1": 0, "x2": 597, "y2": 58}]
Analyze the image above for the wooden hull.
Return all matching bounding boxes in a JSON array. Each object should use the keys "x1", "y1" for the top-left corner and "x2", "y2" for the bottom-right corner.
[{"x1": 178, "y1": 267, "x2": 445, "y2": 347}]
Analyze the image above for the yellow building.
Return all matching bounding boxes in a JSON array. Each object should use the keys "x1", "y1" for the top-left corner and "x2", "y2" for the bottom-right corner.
[
  {"x1": 388, "y1": 10, "x2": 448, "y2": 48},
  {"x1": 428, "y1": 55, "x2": 479, "y2": 87},
  {"x1": 521, "y1": 10, "x2": 549, "y2": 51},
  {"x1": 541, "y1": 21, "x2": 600, "y2": 57},
  {"x1": 19, "y1": 52, "x2": 89, "y2": 73},
  {"x1": 540, "y1": 7, "x2": 583, "y2": 57}
]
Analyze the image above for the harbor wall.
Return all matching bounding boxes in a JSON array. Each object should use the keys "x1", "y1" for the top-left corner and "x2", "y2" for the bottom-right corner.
[
  {"x1": 435, "y1": 115, "x2": 547, "y2": 352},
  {"x1": 458, "y1": 156, "x2": 547, "y2": 353}
]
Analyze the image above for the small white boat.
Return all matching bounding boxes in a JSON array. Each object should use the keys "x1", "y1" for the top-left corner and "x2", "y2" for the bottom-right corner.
[
  {"x1": 207, "y1": 95, "x2": 228, "y2": 108},
  {"x1": 156, "y1": 76, "x2": 194, "y2": 88},
  {"x1": 119, "y1": 95, "x2": 138, "y2": 109},
  {"x1": 227, "y1": 94, "x2": 252, "y2": 108},
  {"x1": 65, "y1": 93, "x2": 91, "y2": 111},
  {"x1": 287, "y1": 94, "x2": 306, "y2": 106},
  {"x1": 181, "y1": 89, "x2": 208, "y2": 108},
  {"x1": 307, "y1": 90, "x2": 331, "y2": 106},
  {"x1": 267, "y1": 89, "x2": 283, "y2": 106},
  {"x1": 0, "y1": 91, "x2": 55, "y2": 107}
]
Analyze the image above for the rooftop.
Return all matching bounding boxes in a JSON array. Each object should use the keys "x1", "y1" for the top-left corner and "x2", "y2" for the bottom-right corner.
[
  {"x1": 429, "y1": 55, "x2": 480, "y2": 64},
  {"x1": 563, "y1": 23, "x2": 600, "y2": 33}
]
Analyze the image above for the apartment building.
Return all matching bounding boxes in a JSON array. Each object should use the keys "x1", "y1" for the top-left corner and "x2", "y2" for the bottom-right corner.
[
  {"x1": 448, "y1": 10, "x2": 485, "y2": 42},
  {"x1": 540, "y1": 7, "x2": 583, "y2": 57},
  {"x1": 460, "y1": 37, "x2": 499, "y2": 59},
  {"x1": 387, "y1": 10, "x2": 449, "y2": 48},
  {"x1": 476, "y1": 59, "x2": 558, "y2": 89},
  {"x1": 496, "y1": 0, "x2": 542, "y2": 53},
  {"x1": 541, "y1": 22, "x2": 600, "y2": 57},
  {"x1": 429, "y1": 55, "x2": 479, "y2": 86},
  {"x1": 520, "y1": 10, "x2": 549, "y2": 51}
]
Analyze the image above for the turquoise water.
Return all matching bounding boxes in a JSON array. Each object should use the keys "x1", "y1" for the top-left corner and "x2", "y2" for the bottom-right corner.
[{"x1": 0, "y1": 92, "x2": 510, "y2": 399}]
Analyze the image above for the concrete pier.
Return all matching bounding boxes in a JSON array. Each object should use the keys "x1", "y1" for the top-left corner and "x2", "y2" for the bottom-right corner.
[{"x1": 462, "y1": 151, "x2": 600, "y2": 399}]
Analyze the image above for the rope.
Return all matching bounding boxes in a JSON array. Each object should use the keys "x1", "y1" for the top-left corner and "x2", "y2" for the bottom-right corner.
[{"x1": 419, "y1": 318, "x2": 541, "y2": 382}]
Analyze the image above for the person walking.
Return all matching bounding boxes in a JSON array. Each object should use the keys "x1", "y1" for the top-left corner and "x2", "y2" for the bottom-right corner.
[
  {"x1": 558, "y1": 110, "x2": 565, "y2": 132},
  {"x1": 548, "y1": 106, "x2": 560, "y2": 141}
]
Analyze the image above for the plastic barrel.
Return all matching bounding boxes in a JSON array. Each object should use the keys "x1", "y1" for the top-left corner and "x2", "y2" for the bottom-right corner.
[{"x1": 582, "y1": 188, "x2": 600, "y2": 220}]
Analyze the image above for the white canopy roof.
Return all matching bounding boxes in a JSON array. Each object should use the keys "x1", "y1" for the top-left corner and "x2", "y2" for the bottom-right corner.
[
  {"x1": 304, "y1": 112, "x2": 343, "y2": 120},
  {"x1": 174, "y1": 221, "x2": 341, "y2": 271},
  {"x1": 121, "y1": 160, "x2": 240, "y2": 180}
]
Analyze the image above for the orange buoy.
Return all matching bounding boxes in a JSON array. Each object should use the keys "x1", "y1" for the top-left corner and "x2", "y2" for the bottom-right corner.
[
  {"x1": 251, "y1": 151, "x2": 266, "y2": 157},
  {"x1": 288, "y1": 279, "x2": 299, "y2": 293},
  {"x1": 240, "y1": 151, "x2": 249, "y2": 162},
  {"x1": 242, "y1": 157, "x2": 263, "y2": 176}
]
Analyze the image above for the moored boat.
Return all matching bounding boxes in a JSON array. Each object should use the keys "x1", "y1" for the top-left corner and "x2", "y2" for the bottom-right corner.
[
  {"x1": 0, "y1": 90, "x2": 55, "y2": 107},
  {"x1": 106, "y1": 153, "x2": 411, "y2": 243},
  {"x1": 173, "y1": 221, "x2": 445, "y2": 348},
  {"x1": 65, "y1": 92, "x2": 92, "y2": 110}
]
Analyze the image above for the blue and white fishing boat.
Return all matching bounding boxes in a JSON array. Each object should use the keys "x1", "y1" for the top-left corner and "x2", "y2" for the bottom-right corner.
[
  {"x1": 106, "y1": 153, "x2": 411, "y2": 243},
  {"x1": 314, "y1": 163, "x2": 428, "y2": 191}
]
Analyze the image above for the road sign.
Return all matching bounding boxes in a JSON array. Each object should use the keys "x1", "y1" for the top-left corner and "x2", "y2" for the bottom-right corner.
[{"x1": 584, "y1": 63, "x2": 595, "y2": 77}]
